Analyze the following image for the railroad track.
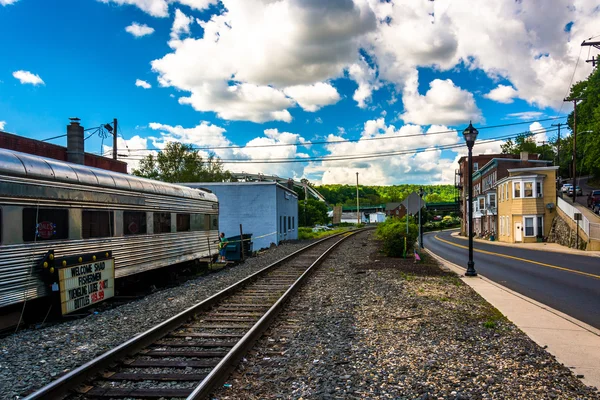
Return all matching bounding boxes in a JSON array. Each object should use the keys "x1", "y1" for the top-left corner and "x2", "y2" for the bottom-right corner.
[{"x1": 25, "y1": 230, "x2": 361, "y2": 400}]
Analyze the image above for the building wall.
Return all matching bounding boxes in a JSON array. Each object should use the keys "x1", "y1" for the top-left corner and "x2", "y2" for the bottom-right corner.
[
  {"x1": 185, "y1": 182, "x2": 298, "y2": 251},
  {"x1": 497, "y1": 168, "x2": 557, "y2": 243},
  {"x1": 276, "y1": 184, "x2": 299, "y2": 243},
  {"x1": 0, "y1": 131, "x2": 128, "y2": 173}
]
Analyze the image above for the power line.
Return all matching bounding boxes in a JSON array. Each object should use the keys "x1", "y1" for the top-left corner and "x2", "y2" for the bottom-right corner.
[
  {"x1": 118, "y1": 125, "x2": 557, "y2": 164},
  {"x1": 118, "y1": 116, "x2": 566, "y2": 153}
]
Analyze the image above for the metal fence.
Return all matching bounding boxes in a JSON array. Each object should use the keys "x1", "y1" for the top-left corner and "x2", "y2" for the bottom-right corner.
[{"x1": 556, "y1": 197, "x2": 600, "y2": 240}]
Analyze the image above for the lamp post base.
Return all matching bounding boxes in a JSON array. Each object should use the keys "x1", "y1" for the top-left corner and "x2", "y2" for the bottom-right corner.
[{"x1": 465, "y1": 261, "x2": 477, "y2": 277}]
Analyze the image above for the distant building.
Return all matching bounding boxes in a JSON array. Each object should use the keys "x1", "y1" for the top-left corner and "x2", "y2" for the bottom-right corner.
[
  {"x1": 496, "y1": 166, "x2": 558, "y2": 243},
  {"x1": 458, "y1": 152, "x2": 552, "y2": 237},
  {"x1": 369, "y1": 212, "x2": 386, "y2": 223},
  {"x1": 385, "y1": 202, "x2": 407, "y2": 218},
  {"x1": 182, "y1": 182, "x2": 298, "y2": 251},
  {"x1": 0, "y1": 120, "x2": 127, "y2": 173},
  {"x1": 340, "y1": 212, "x2": 368, "y2": 224}
]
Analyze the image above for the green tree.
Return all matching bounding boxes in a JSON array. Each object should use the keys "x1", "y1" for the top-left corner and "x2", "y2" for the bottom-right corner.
[
  {"x1": 298, "y1": 199, "x2": 328, "y2": 227},
  {"x1": 132, "y1": 142, "x2": 232, "y2": 183},
  {"x1": 566, "y1": 66, "x2": 600, "y2": 179}
]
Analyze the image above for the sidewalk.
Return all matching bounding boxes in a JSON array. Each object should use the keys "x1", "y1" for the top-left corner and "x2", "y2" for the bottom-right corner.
[
  {"x1": 450, "y1": 231, "x2": 600, "y2": 257},
  {"x1": 426, "y1": 249, "x2": 600, "y2": 391}
]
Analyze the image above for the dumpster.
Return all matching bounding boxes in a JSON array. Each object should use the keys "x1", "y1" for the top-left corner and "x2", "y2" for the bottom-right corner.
[{"x1": 224, "y1": 234, "x2": 253, "y2": 261}]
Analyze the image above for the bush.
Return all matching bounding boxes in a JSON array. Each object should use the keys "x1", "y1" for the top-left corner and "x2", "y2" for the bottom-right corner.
[{"x1": 376, "y1": 218, "x2": 418, "y2": 257}]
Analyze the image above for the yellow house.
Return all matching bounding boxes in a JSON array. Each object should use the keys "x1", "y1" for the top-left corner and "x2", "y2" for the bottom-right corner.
[{"x1": 496, "y1": 166, "x2": 558, "y2": 243}]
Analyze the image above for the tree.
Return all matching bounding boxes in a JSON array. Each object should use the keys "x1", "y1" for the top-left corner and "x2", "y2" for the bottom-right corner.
[
  {"x1": 298, "y1": 199, "x2": 328, "y2": 227},
  {"x1": 565, "y1": 66, "x2": 600, "y2": 180},
  {"x1": 132, "y1": 142, "x2": 232, "y2": 183}
]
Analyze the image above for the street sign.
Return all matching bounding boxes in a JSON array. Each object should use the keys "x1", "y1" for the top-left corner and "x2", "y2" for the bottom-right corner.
[
  {"x1": 402, "y1": 192, "x2": 426, "y2": 215},
  {"x1": 574, "y1": 213, "x2": 582, "y2": 221}
]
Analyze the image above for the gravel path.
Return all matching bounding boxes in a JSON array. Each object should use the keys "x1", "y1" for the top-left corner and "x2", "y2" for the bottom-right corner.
[
  {"x1": 0, "y1": 241, "x2": 312, "y2": 399},
  {"x1": 212, "y1": 230, "x2": 599, "y2": 399}
]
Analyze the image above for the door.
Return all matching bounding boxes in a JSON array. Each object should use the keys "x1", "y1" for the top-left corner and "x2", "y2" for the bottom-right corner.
[{"x1": 515, "y1": 222, "x2": 522, "y2": 242}]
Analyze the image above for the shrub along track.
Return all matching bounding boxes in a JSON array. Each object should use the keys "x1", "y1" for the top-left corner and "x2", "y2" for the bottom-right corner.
[{"x1": 24, "y1": 230, "x2": 363, "y2": 400}]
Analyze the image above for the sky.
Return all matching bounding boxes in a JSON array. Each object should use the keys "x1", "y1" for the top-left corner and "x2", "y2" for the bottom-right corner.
[{"x1": 0, "y1": 0, "x2": 598, "y2": 185}]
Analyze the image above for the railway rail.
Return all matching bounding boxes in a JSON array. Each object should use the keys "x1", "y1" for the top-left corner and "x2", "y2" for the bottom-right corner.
[{"x1": 25, "y1": 230, "x2": 362, "y2": 400}]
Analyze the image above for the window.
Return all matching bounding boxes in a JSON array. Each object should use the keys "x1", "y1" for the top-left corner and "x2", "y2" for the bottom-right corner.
[
  {"x1": 524, "y1": 217, "x2": 534, "y2": 236},
  {"x1": 524, "y1": 181, "x2": 533, "y2": 198},
  {"x1": 191, "y1": 214, "x2": 208, "y2": 231},
  {"x1": 473, "y1": 162, "x2": 479, "y2": 171},
  {"x1": 505, "y1": 183, "x2": 509, "y2": 200},
  {"x1": 154, "y1": 212, "x2": 171, "y2": 234},
  {"x1": 176, "y1": 214, "x2": 191, "y2": 232},
  {"x1": 288, "y1": 216, "x2": 291, "y2": 231},
  {"x1": 211, "y1": 215, "x2": 219, "y2": 230},
  {"x1": 478, "y1": 197, "x2": 485, "y2": 211},
  {"x1": 283, "y1": 216, "x2": 287, "y2": 231},
  {"x1": 23, "y1": 208, "x2": 70, "y2": 242},
  {"x1": 537, "y1": 216, "x2": 543, "y2": 237},
  {"x1": 488, "y1": 193, "x2": 496, "y2": 209},
  {"x1": 500, "y1": 217, "x2": 503, "y2": 235},
  {"x1": 292, "y1": 216, "x2": 295, "y2": 230},
  {"x1": 82, "y1": 210, "x2": 114, "y2": 239},
  {"x1": 514, "y1": 182, "x2": 521, "y2": 198},
  {"x1": 280, "y1": 216, "x2": 283, "y2": 232},
  {"x1": 124, "y1": 211, "x2": 147, "y2": 235},
  {"x1": 500, "y1": 185, "x2": 503, "y2": 202},
  {"x1": 536, "y1": 182, "x2": 542, "y2": 197}
]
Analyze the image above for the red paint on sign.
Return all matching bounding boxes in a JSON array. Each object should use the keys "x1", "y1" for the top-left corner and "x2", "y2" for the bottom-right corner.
[
  {"x1": 128, "y1": 221, "x2": 138, "y2": 234},
  {"x1": 37, "y1": 221, "x2": 54, "y2": 239}
]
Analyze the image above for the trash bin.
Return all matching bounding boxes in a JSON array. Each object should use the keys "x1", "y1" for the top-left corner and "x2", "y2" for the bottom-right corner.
[{"x1": 224, "y1": 234, "x2": 253, "y2": 261}]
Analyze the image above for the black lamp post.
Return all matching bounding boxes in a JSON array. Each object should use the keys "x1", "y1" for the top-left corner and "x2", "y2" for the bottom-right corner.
[
  {"x1": 418, "y1": 187, "x2": 424, "y2": 249},
  {"x1": 463, "y1": 122, "x2": 478, "y2": 277}
]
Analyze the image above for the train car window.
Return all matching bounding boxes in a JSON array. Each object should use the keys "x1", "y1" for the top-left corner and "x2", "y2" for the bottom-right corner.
[
  {"x1": 191, "y1": 214, "x2": 207, "y2": 231},
  {"x1": 82, "y1": 210, "x2": 115, "y2": 239},
  {"x1": 211, "y1": 215, "x2": 218, "y2": 230},
  {"x1": 154, "y1": 212, "x2": 171, "y2": 234},
  {"x1": 124, "y1": 211, "x2": 147, "y2": 235},
  {"x1": 23, "y1": 208, "x2": 69, "y2": 242},
  {"x1": 177, "y1": 214, "x2": 191, "y2": 232}
]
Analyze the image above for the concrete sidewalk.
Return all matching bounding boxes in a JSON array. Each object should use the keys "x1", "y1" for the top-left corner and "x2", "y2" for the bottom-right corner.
[
  {"x1": 426, "y1": 249, "x2": 600, "y2": 391},
  {"x1": 450, "y1": 231, "x2": 600, "y2": 257}
]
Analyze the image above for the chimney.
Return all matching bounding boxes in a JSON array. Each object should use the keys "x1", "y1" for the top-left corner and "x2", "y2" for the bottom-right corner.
[
  {"x1": 520, "y1": 151, "x2": 529, "y2": 161},
  {"x1": 67, "y1": 117, "x2": 84, "y2": 165}
]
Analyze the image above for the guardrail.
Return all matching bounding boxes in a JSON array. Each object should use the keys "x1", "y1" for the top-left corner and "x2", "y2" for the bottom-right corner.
[{"x1": 556, "y1": 197, "x2": 600, "y2": 240}]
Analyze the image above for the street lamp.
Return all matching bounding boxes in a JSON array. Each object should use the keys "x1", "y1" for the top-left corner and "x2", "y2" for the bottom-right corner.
[
  {"x1": 418, "y1": 187, "x2": 424, "y2": 249},
  {"x1": 463, "y1": 121, "x2": 478, "y2": 277}
]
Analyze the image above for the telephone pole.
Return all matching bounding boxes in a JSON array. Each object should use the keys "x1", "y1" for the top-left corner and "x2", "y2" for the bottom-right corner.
[
  {"x1": 356, "y1": 172, "x2": 360, "y2": 225},
  {"x1": 112, "y1": 118, "x2": 118, "y2": 160},
  {"x1": 563, "y1": 97, "x2": 585, "y2": 203},
  {"x1": 581, "y1": 39, "x2": 599, "y2": 67},
  {"x1": 551, "y1": 122, "x2": 561, "y2": 168}
]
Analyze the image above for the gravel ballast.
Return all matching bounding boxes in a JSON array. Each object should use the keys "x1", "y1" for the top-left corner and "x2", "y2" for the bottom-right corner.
[
  {"x1": 0, "y1": 241, "x2": 312, "y2": 399},
  {"x1": 212, "y1": 230, "x2": 599, "y2": 399}
]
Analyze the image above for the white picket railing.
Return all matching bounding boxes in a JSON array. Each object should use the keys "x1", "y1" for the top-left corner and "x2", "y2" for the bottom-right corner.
[{"x1": 556, "y1": 196, "x2": 600, "y2": 240}]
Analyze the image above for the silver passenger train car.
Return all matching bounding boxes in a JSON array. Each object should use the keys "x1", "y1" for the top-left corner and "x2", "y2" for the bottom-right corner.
[{"x1": 0, "y1": 148, "x2": 219, "y2": 309}]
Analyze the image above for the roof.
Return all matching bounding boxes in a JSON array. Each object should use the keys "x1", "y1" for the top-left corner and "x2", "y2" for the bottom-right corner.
[
  {"x1": 385, "y1": 202, "x2": 402, "y2": 211},
  {"x1": 0, "y1": 148, "x2": 217, "y2": 201},
  {"x1": 183, "y1": 181, "x2": 299, "y2": 197}
]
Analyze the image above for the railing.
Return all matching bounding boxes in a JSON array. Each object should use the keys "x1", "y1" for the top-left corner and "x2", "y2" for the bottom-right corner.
[{"x1": 556, "y1": 197, "x2": 600, "y2": 240}]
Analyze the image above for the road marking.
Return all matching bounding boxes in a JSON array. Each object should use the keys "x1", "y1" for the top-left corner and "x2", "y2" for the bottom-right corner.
[{"x1": 433, "y1": 234, "x2": 600, "y2": 280}]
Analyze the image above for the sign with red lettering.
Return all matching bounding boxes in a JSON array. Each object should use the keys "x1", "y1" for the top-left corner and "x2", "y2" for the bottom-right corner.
[
  {"x1": 58, "y1": 258, "x2": 115, "y2": 315},
  {"x1": 37, "y1": 221, "x2": 55, "y2": 239}
]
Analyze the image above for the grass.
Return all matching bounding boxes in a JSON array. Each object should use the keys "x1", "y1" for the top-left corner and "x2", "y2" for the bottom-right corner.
[
  {"x1": 298, "y1": 227, "x2": 350, "y2": 240},
  {"x1": 399, "y1": 272, "x2": 416, "y2": 281},
  {"x1": 483, "y1": 320, "x2": 497, "y2": 329}
]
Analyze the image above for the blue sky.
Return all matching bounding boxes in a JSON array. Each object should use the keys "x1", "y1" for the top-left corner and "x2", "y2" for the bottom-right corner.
[{"x1": 0, "y1": 0, "x2": 597, "y2": 184}]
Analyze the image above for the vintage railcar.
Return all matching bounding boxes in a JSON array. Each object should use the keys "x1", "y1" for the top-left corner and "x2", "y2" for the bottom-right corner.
[{"x1": 0, "y1": 148, "x2": 219, "y2": 309}]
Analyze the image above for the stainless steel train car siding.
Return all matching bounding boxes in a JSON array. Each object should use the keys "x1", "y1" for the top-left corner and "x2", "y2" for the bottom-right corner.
[{"x1": 0, "y1": 148, "x2": 219, "y2": 309}]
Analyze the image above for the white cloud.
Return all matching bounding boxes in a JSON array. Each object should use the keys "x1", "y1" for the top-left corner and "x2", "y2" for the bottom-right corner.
[
  {"x1": 151, "y1": 0, "x2": 376, "y2": 122},
  {"x1": 103, "y1": 135, "x2": 151, "y2": 172},
  {"x1": 0, "y1": 121, "x2": 6, "y2": 130},
  {"x1": 401, "y1": 77, "x2": 482, "y2": 126},
  {"x1": 99, "y1": 0, "x2": 216, "y2": 17},
  {"x1": 506, "y1": 111, "x2": 544, "y2": 120},
  {"x1": 283, "y1": 83, "x2": 341, "y2": 112},
  {"x1": 169, "y1": 8, "x2": 193, "y2": 48},
  {"x1": 529, "y1": 121, "x2": 548, "y2": 143},
  {"x1": 315, "y1": 117, "x2": 323, "y2": 124},
  {"x1": 347, "y1": 57, "x2": 380, "y2": 108},
  {"x1": 484, "y1": 84, "x2": 518, "y2": 104},
  {"x1": 13, "y1": 70, "x2": 45, "y2": 85},
  {"x1": 1, "y1": 0, "x2": 19, "y2": 5},
  {"x1": 125, "y1": 22, "x2": 155, "y2": 37},
  {"x1": 135, "y1": 79, "x2": 152, "y2": 89}
]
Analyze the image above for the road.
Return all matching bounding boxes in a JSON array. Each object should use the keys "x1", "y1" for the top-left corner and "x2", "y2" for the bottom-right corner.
[{"x1": 424, "y1": 229, "x2": 600, "y2": 329}]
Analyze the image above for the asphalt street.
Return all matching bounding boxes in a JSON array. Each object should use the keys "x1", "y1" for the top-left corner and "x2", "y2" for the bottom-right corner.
[{"x1": 424, "y1": 229, "x2": 600, "y2": 329}]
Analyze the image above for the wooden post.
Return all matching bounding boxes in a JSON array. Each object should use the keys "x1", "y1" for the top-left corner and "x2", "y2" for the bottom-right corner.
[
  {"x1": 206, "y1": 237, "x2": 213, "y2": 270},
  {"x1": 239, "y1": 224, "x2": 245, "y2": 261}
]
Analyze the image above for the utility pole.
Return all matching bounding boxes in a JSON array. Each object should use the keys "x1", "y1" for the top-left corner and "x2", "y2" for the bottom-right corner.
[
  {"x1": 551, "y1": 122, "x2": 561, "y2": 168},
  {"x1": 564, "y1": 97, "x2": 585, "y2": 203},
  {"x1": 113, "y1": 118, "x2": 118, "y2": 160},
  {"x1": 581, "y1": 39, "x2": 599, "y2": 67},
  {"x1": 303, "y1": 182, "x2": 307, "y2": 227},
  {"x1": 356, "y1": 172, "x2": 360, "y2": 225}
]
